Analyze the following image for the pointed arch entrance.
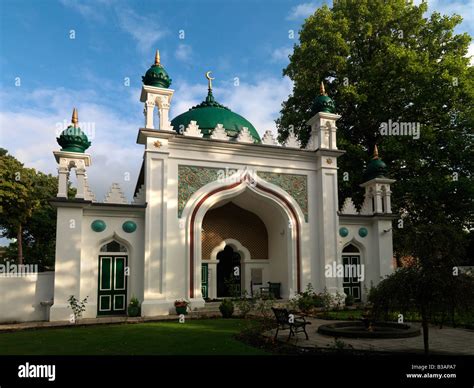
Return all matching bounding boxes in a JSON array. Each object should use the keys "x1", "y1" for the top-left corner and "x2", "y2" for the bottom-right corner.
[
  {"x1": 183, "y1": 171, "x2": 304, "y2": 300},
  {"x1": 97, "y1": 240, "x2": 128, "y2": 316}
]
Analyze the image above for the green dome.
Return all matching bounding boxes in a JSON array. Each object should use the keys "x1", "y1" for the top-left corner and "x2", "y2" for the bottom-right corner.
[
  {"x1": 312, "y1": 81, "x2": 335, "y2": 114},
  {"x1": 171, "y1": 90, "x2": 261, "y2": 143},
  {"x1": 142, "y1": 50, "x2": 172, "y2": 88},
  {"x1": 364, "y1": 145, "x2": 388, "y2": 181},
  {"x1": 57, "y1": 108, "x2": 91, "y2": 153}
]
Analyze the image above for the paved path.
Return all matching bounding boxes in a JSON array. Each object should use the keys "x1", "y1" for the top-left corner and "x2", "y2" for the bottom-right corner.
[
  {"x1": 265, "y1": 318, "x2": 474, "y2": 355},
  {"x1": 0, "y1": 311, "x2": 222, "y2": 332}
]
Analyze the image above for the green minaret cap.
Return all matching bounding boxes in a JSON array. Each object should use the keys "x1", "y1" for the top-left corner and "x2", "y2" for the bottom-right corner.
[
  {"x1": 364, "y1": 145, "x2": 388, "y2": 181},
  {"x1": 57, "y1": 108, "x2": 91, "y2": 153},
  {"x1": 142, "y1": 50, "x2": 172, "y2": 88},
  {"x1": 312, "y1": 81, "x2": 336, "y2": 114}
]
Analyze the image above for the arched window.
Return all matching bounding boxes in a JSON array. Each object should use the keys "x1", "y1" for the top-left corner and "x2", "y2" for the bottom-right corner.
[
  {"x1": 342, "y1": 244, "x2": 360, "y2": 253},
  {"x1": 100, "y1": 240, "x2": 127, "y2": 253}
]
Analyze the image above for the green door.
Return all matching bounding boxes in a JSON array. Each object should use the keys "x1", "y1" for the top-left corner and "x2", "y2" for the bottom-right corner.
[
  {"x1": 201, "y1": 263, "x2": 208, "y2": 299},
  {"x1": 98, "y1": 255, "x2": 128, "y2": 316},
  {"x1": 342, "y1": 255, "x2": 361, "y2": 301}
]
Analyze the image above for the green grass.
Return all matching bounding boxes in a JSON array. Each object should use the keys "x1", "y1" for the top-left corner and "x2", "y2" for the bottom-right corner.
[{"x1": 0, "y1": 319, "x2": 268, "y2": 355}]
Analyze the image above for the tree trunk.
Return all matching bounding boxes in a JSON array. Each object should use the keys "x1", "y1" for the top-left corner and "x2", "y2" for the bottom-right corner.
[
  {"x1": 17, "y1": 224, "x2": 23, "y2": 265},
  {"x1": 421, "y1": 313, "x2": 429, "y2": 355}
]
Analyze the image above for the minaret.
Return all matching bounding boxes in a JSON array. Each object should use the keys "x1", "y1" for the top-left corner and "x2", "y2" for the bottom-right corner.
[
  {"x1": 306, "y1": 81, "x2": 344, "y2": 296},
  {"x1": 54, "y1": 108, "x2": 93, "y2": 200},
  {"x1": 359, "y1": 145, "x2": 396, "y2": 278},
  {"x1": 140, "y1": 49, "x2": 174, "y2": 130},
  {"x1": 306, "y1": 82, "x2": 339, "y2": 150},
  {"x1": 360, "y1": 145, "x2": 395, "y2": 215}
]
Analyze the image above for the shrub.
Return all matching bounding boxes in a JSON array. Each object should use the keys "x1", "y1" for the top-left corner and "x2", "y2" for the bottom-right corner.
[
  {"x1": 320, "y1": 288, "x2": 333, "y2": 312},
  {"x1": 219, "y1": 299, "x2": 234, "y2": 318},
  {"x1": 67, "y1": 295, "x2": 88, "y2": 323},
  {"x1": 334, "y1": 290, "x2": 345, "y2": 310},
  {"x1": 345, "y1": 294, "x2": 355, "y2": 307},
  {"x1": 127, "y1": 296, "x2": 141, "y2": 317},
  {"x1": 312, "y1": 294, "x2": 325, "y2": 308},
  {"x1": 236, "y1": 291, "x2": 255, "y2": 318}
]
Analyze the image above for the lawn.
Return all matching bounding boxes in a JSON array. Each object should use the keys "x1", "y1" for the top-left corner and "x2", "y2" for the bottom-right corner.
[{"x1": 0, "y1": 319, "x2": 268, "y2": 355}]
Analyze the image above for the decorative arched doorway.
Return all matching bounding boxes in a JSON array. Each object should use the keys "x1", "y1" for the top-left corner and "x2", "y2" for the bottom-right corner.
[
  {"x1": 97, "y1": 240, "x2": 128, "y2": 316},
  {"x1": 183, "y1": 170, "x2": 305, "y2": 301}
]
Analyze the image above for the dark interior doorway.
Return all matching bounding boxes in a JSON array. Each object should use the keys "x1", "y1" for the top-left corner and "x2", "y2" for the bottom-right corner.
[{"x1": 217, "y1": 245, "x2": 241, "y2": 297}]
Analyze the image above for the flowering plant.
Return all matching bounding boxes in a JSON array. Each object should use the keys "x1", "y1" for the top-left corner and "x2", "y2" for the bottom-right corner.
[{"x1": 174, "y1": 299, "x2": 190, "y2": 308}]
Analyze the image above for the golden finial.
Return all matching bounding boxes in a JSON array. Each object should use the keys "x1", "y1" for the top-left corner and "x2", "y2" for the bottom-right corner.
[
  {"x1": 373, "y1": 144, "x2": 379, "y2": 159},
  {"x1": 71, "y1": 107, "x2": 78, "y2": 126},
  {"x1": 320, "y1": 81, "x2": 327, "y2": 96},
  {"x1": 154, "y1": 49, "x2": 161, "y2": 66},
  {"x1": 205, "y1": 71, "x2": 215, "y2": 91}
]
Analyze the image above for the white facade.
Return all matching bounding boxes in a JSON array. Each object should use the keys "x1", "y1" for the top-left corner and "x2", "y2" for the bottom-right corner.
[{"x1": 0, "y1": 76, "x2": 396, "y2": 323}]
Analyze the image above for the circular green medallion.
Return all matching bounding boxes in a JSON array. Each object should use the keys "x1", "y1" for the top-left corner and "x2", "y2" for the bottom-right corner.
[
  {"x1": 122, "y1": 221, "x2": 137, "y2": 233},
  {"x1": 91, "y1": 220, "x2": 106, "y2": 232},
  {"x1": 358, "y1": 227, "x2": 368, "y2": 238},
  {"x1": 339, "y1": 227, "x2": 349, "y2": 237}
]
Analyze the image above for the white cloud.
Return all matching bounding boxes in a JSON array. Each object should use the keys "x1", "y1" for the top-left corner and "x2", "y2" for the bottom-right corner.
[
  {"x1": 59, "y1": 0, "x2": 106, "y2": 22},
  {"x1": 0, "y1": 76, "x2": 292, "y2": 203},
  {"x1": 219, "y1": 77, "x2": 293, "y2": 135},
  {"x1": 425, "y1": 0, "x2": 474, "y2": 32},
  {"x1": 175, "y1": 44, "x2": 193, "y2": 62},
  {"x1": 287, "y1": 2, "x2": 318, "y2": 21},
  {"x1": 60, "y1": 0, "x2": 168, "y2": 53},
  {"x1": 115, "y1": 8, "x2": 168, "y2": 53},
  {"x1": 0, "y1": 87, "x2": 143, "y2": 201},
  {"x1": 271, "y1": 46, "x2": 293, "y2": 63}
]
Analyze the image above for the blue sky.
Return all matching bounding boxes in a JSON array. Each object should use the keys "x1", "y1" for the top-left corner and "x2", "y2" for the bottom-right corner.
[{"x1": 0, "y1": 0, "x2": 472, "y2": 203}]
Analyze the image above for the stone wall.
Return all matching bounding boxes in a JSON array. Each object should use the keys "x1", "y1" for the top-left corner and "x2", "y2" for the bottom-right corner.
[{"x1": 0, "y1": 272, "x2": 54, "y2": 323}]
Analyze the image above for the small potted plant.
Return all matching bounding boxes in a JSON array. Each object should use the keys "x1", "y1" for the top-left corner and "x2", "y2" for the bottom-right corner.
[
  {"x1": 345, "y1": 294, "x2": 354, "y2": 307},
  {"x1": 219, "y1": 299, "x2": 234, "y2": 318},
  {"x1": 174, "y1": 299, "x2": 190, "y2": 315},
  {"x1": 127, "y1": 296, "x2": 141, "y2": 317}
]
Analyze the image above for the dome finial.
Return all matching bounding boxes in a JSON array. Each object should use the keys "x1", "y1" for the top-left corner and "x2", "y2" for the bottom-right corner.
[
  {"x1": 205, "y1": 71, "x2": 215, "y2": 91},
  {"x1": 154, "y1": 49, "x2": 161, "y2": 66},
  {"x1": 320, "y1": 81, "x2": 327, "y2": 96},
  {"x1": 373, "y1": 144, "x2": 379, "y2": 159},
  {"x1": 72, "y1": 107, "x2": 78, "y2": 126}
]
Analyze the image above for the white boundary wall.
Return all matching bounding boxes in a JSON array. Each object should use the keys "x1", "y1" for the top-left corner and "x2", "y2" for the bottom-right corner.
[{"x1": 0, "y1": 272, "x2": 54, "y2": 323}]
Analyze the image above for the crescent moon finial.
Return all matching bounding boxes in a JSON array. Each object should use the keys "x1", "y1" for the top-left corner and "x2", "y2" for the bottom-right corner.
[{"x1": 205, "y1": 71, "x2": 215, "y2": 90}]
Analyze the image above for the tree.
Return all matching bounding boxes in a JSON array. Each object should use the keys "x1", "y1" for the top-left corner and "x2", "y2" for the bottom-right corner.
[
  {"x1": 0, "y1": 149, "x2": 39, "y2": 264},
  {"x1": 277, "y1": 0, "x2": 474, "y2": 261},
  {"x1": 0, "y1": 149, "x2": 71, "y2": 269}
]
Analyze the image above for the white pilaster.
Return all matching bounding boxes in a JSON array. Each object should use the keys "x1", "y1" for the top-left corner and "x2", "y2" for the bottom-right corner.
[
  {"x1": 57, "y1": 166, "x2": 69, "y2": 198},
  {"x1": 75, "y1": 167, "x2": 86, "y2": 199},
  {"x1": 314, "y1": 152, "x2": 344, "y2": 295}
]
